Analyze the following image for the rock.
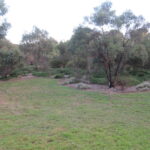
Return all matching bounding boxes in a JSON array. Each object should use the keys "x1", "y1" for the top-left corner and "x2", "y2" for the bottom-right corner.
[
  {"x1": 64, "y1": 75, "x2": 70, "y2": 78},
  {"x1": 62, "y1": 77, "x2": 78, "y2": 85},
  {"x1": 80, "y1": 75, "x2": 90, "y2": 84},
  {"x1": 80, "y1": 79, "x2": 90, "y2": 84},
  {"x1": 136, "y1": 81, "x2": 150, "y2": 91},
  {"x1": 53, "y1": 74, "x2": 64, "y2": 79},
  {"x1": 76, "y1": 83, "x2": 90, "y2": 89}
]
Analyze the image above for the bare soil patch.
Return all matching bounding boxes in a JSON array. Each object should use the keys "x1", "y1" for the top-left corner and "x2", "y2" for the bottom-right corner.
[
  {"x1": 0, "y1": 74, "x2": 36, "y2": 82},
  {"x1": 67, "y1": 83, "x2": 138, "y2": 94},
  {"x1": 59, "y1": 79, "x2": 149, "y2": 94}
]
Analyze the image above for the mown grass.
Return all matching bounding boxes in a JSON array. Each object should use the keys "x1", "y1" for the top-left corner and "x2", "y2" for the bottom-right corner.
[{"x1": 0, "y1": 78, "x2": 149, "y2": 150}]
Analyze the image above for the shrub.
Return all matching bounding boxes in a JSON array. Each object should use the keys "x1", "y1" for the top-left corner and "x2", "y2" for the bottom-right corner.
[
  {"x1": 50, "y1": 68, "x2": 73, "y2": 78},
  {"x1": 51, "y1": 57, "x2": 64, "y2": 68},
  {"x1": 32, "y1": 71, "x2": 49, "y2": 77},
  {"x1": 53, "y1": 74, "x2": 64, "y2": 79},
  {"x1": 55, "y1": 68, "x2": 73, "y2": 75},
  {"x1": 129, "y1": 69, "x2": 150, "y2": 82},
  {"x1": 51, "y1": 56, "x2": 69, "y2": 68},
  {"x1": 0, "y1": 49, "x2": 22, "y2": 78},
  {"x1": 90, "y1": 76, "x2": 107, "y2": 85},
  {"x1": 62, "y1": 77, "x2": 79, "y2": 85},
  {"x1": 119, "y1": 76, "x2": 141, "y2": 86},
  {"x1": 10, "y1": 65, "x2": 36, "y2": 77}
]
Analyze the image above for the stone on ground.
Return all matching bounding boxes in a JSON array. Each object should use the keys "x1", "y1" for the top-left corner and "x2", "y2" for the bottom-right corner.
[
  {"x1": 76, "y1": 83, "x2": 91, "y2": 89},
  {"x1": 136, "y1": 81, "x2": 150, "y2": 91},
  {"x1": 62, "y1": 77, "x2": 79, "y2": 85}
]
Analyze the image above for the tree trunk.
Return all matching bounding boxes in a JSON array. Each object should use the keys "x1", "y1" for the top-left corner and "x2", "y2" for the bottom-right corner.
[{"x1": 109, "y1": 80, "x2": 114, "y2": 88}]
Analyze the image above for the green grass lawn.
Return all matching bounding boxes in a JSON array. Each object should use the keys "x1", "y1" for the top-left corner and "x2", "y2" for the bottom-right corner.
[{"x1": 0, "y1": 78, "x2": 150, "y2": 150}]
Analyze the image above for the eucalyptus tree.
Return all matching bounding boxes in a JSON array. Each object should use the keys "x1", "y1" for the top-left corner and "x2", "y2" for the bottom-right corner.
[
  {"x1": 68, "y1": 26, "x2": 95, "y2": 72},
  {"x1": 85, "y1": 1, "x2": 150, "y2": 88},
  {"x1": 0, "y1": 49, "x2": 22, "y2": 78},
  {"x1": 20, "y1": 26, "x2": 57, "y2": 70},
  {"x1": 0, "y1": 0, "x2": 10, "y2": 40},
  {"x1": 0, "y1": 0, "x2": 21, "y2": 78}
]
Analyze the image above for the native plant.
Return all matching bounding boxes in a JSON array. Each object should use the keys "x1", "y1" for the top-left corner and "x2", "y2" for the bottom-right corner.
[{"x1": 85, "y1": 1, "x2": 150, "y2": 87}]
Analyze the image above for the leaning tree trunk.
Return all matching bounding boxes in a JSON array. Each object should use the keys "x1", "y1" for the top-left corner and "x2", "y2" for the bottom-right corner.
[
  {"x1": 103, "y1": 64, "x2": 115, "y2": 88},
  {"x1": 109, "y1": 80, "x2": 115, "y2": 88}
]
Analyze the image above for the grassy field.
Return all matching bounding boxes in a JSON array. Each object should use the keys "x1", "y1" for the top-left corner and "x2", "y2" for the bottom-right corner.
[{"x1": 0, "y1": 78, "x2": 149, "y2": 150}]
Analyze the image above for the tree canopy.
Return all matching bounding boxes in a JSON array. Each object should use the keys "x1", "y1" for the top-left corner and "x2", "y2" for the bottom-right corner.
[
  {"x1": 84, "y1": 1, "x2": 150, "y2": 87},
  {"x1": 0, "y1": 0, "x2": 10, "y2": 39}
]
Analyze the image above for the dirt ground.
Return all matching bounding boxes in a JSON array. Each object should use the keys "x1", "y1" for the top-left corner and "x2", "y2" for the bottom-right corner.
[
  {"x1": 0, "y1": 76, "x2": 149, "y2": 94},
  {"x1": 66, "y1": 83, "x2": 137, "y2": 94},
  {"x1": 0, "y1": 74, "x2": 36, "y2": 82},
  {"x1": 59, "y1": 79, "x2": 149, "y2": 94}
]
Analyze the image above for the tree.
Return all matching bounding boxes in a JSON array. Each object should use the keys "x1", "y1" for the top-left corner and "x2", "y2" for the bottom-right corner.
[
  {"x1": 86, "y1": 1, "x2": 150, "y2": 88},
  {"x1": 20, "y1": 26, "x2": 58, "y2": 70},
  {"x1": 68, "y1": 26, "x2": 95, "y2": 72},
  {"x1": 0, "y1": 0, "x2": 20, "y2": 78},
  {"x1": 51, "y1": 42, "x2": 70, "y2": 68},
  {"x1": 0, "y1": 49, "x2": 22, "y2": 78},
  {"x1": 0, "y1": 0, "x2": 10, "y2": 39},
  {"x1": 0, "y1": 38, "x2": 23, "y2": 78},
  {"x1": 127, "y1": 28, "x2": 150, "y2": 69},
  {"x1": 143, "y1": 33, "x2": 150, "y2": 69}
]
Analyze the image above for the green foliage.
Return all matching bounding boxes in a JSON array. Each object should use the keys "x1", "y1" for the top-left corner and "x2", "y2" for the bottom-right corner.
[
  {"x1": 0, "y1": 49, "x2": 22, "y2": 78},
  {"x1": 67, "y1": 26, "x2": 95, "y2": 71},
  {"x1": 0, "y1": 0, "x2": 10, "y2": 39},
  {"x1": 10, "y1": 69, "x2": 26, "y2": 77},
  {"x1": 51, "y1": 56, "x2": 69, "y2": 68},
  {"x1": 50, "y1": 68, "x2": 73, "y2": 78},
  {"x1": 50, "y1": 57, "x2": 62, "y2": 68},
  {"x1": 10, "y1": 65, "x2": 35, "y2": 77},
  {"x1": 50, "y1": 42, "x2": 70, "y2": 68},
  {"x1": 50, "y1": 68, "x2": 73, "y2": 76},
  {"x1": 129, "y1": 70, "x2": 150, "y2": 82},
  {"x1": 85, "y1": 1, "x2": 150, "y2": 87},
  {"x1": 53, "y1": 73, "x2": 64, "y2": 79},
  {"x1": 89, "y1": 1, "x2": 115, "y2": 26},
  {"x1": 119, "y1": 75, "x2": 141, "y2": 86},
  {"x1": 90, "y1": 69, "x2": 107, "y2": 84},
  {"x1": 67, "y1": 56, "x2": 88, "y2": 69},
  {"x1": 68, "y1": 26, "x2": 93, "y2": 53},
  {"x1": 11, "y1": 66, "x2": 52, "y2": 78},
  {"x1": 0, "y1": 34, "x2": 22, "y2": 79},
  {"x1": 20, "y1": 26, "x2": 58, "y2": 70},
  {"x1": 1, "y1": 0, "x2": 149, "y2": 87},
  {"x1": 32, "y1": 71, "x2": 49, "y2": 77},
  {"x1": 90, "y1": 76, "x2": 107, "y2": 84}
]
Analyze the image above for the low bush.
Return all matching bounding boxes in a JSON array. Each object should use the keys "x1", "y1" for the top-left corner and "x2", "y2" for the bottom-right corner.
[
  {"x1": 10, "y1": 65, "x2": 35, "y2": 77},
  {"x1": 53, "y1": 74, "x2": 64, "y2": 79},
  {"x1": 51, "y1": 56, "x2": 69, "y2": 68},
  {"x1": 32, "y1": 71, "x2": 49, "y2": 77},
  {"x1": 119, "y1": 76, "x2": 141, "y2": 86},
  {"x1": 51, "y1": 57, "x2": 64, "y2": 68},
  {"x1": 90, "y1": 75, "x2": 141, "y2": 86},
  {"x1": 90, "y1": 76, "x2": 107, "y2": 85},
  {"x1": 129, "y1": 69, "x2": 150, "y2": 82},
  {"x1": 0, "y1": 49, "x2": 22, "y2": 78},
  {"x1": 50, "y1": 68, "x2": 74, "y2": 78},
  {"x1": 51, "y1": 68, "x2": 72, "y2": 75},
  {"x1": 62, "y1": 77, "x2": 79, "y2": 85}
]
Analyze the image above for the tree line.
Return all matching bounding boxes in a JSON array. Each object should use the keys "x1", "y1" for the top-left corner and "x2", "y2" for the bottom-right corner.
[{"x1": 0, "y1": 0, "x2": 150, "y2": 88}]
